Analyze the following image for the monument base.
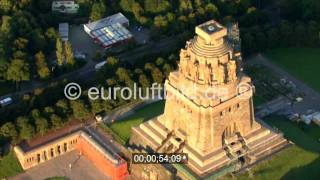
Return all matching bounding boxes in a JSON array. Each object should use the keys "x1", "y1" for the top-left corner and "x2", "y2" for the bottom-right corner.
[{"x1": 129, "y1": 116, "x2": 290, "y2": 179}]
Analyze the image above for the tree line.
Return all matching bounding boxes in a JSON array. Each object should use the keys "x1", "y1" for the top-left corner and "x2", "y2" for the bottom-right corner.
[
  {"x1": 242, "y1": 20, "x2": 320, "y2": 54},
  {"x1": 0, "y1": 53, "x2": 177, "y2": 145}
]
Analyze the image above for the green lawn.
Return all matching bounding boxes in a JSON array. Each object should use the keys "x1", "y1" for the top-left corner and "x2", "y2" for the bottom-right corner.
[
  {"x1": 236, "y1": 116, "x2": 320, "y2": 179},
  {"x1": 265, "y1": 48, "x2": 320, "y2": 91},
  {"x1": 253, "y1": 95, "x2": 267, "y2": 107},
  {"x1": 109, "y1": 100, "x2": 165, "y2": 143},
  {"x1": 0, "y1": 151, "x2": 23, "y2": 179}
]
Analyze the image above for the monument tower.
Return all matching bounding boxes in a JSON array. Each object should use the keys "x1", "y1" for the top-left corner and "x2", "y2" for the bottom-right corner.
[{"x1": 130, "y1": 20, "x2": 289, "y2": 179}]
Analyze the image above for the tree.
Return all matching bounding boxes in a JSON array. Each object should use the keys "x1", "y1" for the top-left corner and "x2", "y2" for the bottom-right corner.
[
  {"x1": 35, "y1": 51, "x2": 50, "y2": 79},
  {"x1": 266, "y1": 27, "x2": 280, "y2": 48},
  {"x1": 155, "y1": 57, "x2": 165, "y2": 66},
  {"x1": 242, "y1": 32, "x2": 255, "y2": 54},
  {"x1": 31, "y1": 109, "x2": 41, "y2": 119},
  {"x1": 6, "y1": 59, "x2": 30, "y2": 88},
  {"x1": 162, "y1": 63, "x2": 173, "y2": 77},
  {"x1": 154, "y1": 15, "x2": 168, "y2": 30},
  {"x1": 139, "y1": 73, "x2": 151, "y2": 88},
  {"x1": 45, "y1": 27, "x2": 58, "y2": 50},
  {"x1": 31, "y1": 28, "x2": 46, "y2": 52},
  {"x1": 55, "y1": 99, "x2": 70, "y2": 117},
  {"x1": 1, "y1": 15, "x2": 12, "y2": 35},
  {"x1": 50, "y1": 114, "x2": 63, "y2": 130},
  {"x1": 35, "y1": 117, "x2": 49, "y2": 136},
  {"x1": 90, "y1": 1, "x2": 106, "y2": 21},
  {"x1": 14, "y1": 38, "x2": 28, "y2": 50},
  {"x1": 70, "y1": 100, "x2": 90, "y2": 121},
  {"x1": 0, "y1": 16, "x2": 13, "y2": 53},
  {"x1": 96, "y1": 56, "x2": 120, "y2": 83},
  {"x1": 0, "y1": 122, "x2": 18, "y2": 143},
  {"x1": 151, "y1": 67, "x2": 164, "y2": 84},
  {"x1": 205, "y1": 3, "x2": 219, "y2": 18},
  {"x1": 116, "y1": 67, "x2": 134, "y2": 87},
  {"x1": 120, "y1": 0, "x2": 135, "y2": 12},
  {"x1": 179, "y1": 0, "x2": 193, "y2": 13},
  {"x1": 144, "y1": 0, "x2": 169, "y2": 13},
  {"x1": 56, "y1": 38, "x2": 64, "y2": 66},
  {"x1": 256, "y1": 31, "x2": 267, "y2": 50},
  {"x1": 0, "y1": 0, "x2": 13, "y2": 13},
  {"x1": 64, "y1": 41, "x2": 75, "y2": 66},
  {"x1": 0, "y1": 59, "x2": 8, "y2": 81},
  {"x1": 35, "y1": 0, "x2": 51, "y2": 12},
  {"x1": 90, "y1": 99, "x2": 104, "y2": 114},
  {"x1": 131, "y1": 2, "x2": 143, "y2": 18},
  {"x1": 17, "y1": 116, "x2": 35, "y2": 141}
]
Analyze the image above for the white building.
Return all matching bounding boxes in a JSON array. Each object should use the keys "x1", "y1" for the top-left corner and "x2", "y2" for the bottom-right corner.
[
  {"x1": 59, "y1": 23, "x2": 69, "y2": 42},
  {"x1": 84, "y1": 13, "x2": 132, "y2": 48},
  {"x1": 52, "y1": 1, "x2": 79, "y2": 14}
]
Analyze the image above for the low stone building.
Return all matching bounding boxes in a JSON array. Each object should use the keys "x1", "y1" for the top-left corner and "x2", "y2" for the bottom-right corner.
[{"x1": 14, "y1": 130, "x2": 128, "y2": 180}]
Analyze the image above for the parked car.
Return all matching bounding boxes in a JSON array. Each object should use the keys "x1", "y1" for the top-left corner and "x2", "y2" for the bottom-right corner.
[{"x1": 0, "y1": 97, "x2": 13, "y2": 107}]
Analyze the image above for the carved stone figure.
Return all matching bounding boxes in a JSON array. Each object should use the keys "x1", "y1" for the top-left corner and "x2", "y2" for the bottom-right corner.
[
  {"x1": 217, "y1": 64, "x2": 225, "y2": 83},
  {"x1": 228, "y1": 60, "x2": 237, "y2": 82},
  {"x1": 204, "y1": 64, "x2": 213, "y2": 85}
]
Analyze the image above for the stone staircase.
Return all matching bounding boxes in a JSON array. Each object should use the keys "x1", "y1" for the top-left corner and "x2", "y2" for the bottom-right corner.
[
  {"x1": 224, "y1": 133, "x2": 246, "y2": 159},
  {"x1": 156, "y1": 134, "x2": 185, "y2": 153},
  {"x1": 130, "y1": 118, "x2": 290, "y2": 178},
  {"x1": 184, "y1": 127, "x2": 289, "y2": 176}
]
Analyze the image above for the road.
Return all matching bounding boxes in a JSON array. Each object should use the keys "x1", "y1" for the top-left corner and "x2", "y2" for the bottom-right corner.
[
  {"x1": 0, "y1": 35, "x2": 179, "y2": 101},
  {"x1": 248, "y1": 54, "x2": 320, "y2": 114},
  {"x1": 255, "y1": 96, "x2": 292, "y2": 118}
]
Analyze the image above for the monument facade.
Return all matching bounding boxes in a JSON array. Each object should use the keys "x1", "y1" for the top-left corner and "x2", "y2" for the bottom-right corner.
[{"x1": 129, "y1": 20, "x2": 289, "y2": 179}]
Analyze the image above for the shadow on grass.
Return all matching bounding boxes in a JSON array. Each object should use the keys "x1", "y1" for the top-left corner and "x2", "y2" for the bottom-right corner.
[
  {"x1": 264, "y1": 115, "x2": 320, "y2": 179},
  {"x1": 265, "y1": 115, "x2": 320, "y2": 153},
  {"x1": 109, "y1": 101, "x2": 165, "y2": 143},
  {"x1": 118, "y1": 100, "x2": 165, "y2": 123},
  {"x1": 281, "y1": 157, "x2": 320, "y2": 180}
]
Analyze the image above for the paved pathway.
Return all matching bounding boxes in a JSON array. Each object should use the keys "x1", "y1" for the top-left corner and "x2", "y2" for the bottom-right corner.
[
  {"x1": 10, "y1": 151, "x2": 108, "y2": 180},
  {"x1": 248, "y1": 54, "x2": 320, "y2": 113}
]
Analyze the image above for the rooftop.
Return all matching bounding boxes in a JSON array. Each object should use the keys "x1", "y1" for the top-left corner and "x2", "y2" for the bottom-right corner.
[
  {"x1": 84, "y1": 13, "x2": 129, "y2": 31},
  {"x1": 199, "y1": 21, "x2": 224, "y2": 35},
  {"x1": 195, "y1": 20, "x2": 228, "y2": 44},
  {"x1": 58, "y1": 23, "x2": 69, "y2": 41},
  {"x1": 52, "y1": 1, "x2": 76, "y2": 6},
  {"x1": 91, "y1": 23, "x2": 132, "y2": 47}
]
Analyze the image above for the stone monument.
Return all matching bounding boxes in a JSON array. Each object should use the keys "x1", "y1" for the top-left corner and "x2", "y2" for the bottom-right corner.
[{"x1": 129, "y1": 20, "x2": 289, "y2": 179}]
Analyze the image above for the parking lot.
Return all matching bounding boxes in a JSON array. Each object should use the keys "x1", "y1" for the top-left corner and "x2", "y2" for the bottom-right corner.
[{"x1": 69, "y1": 25, "x2": 104, "y2": 60}]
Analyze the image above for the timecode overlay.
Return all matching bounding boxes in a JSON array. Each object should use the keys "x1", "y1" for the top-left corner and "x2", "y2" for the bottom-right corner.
[{"x1": 132, "y1": 153, "x2": 188, "y2": 164}]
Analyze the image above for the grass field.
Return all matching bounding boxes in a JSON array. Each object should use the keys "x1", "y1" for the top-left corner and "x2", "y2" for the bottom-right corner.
[
  {"x1": 236, "y1": 116, "x2": 320, "y2": 179},
  {"x1": 109, "y1": 100, "x2": 165, "y2": 143},
  {"x1": 0, "y1": 151, "x2": 23, "y2": 179},
  {"x1": 265, "y1": 48, "x2": 320, "y2": 91},
  {"x1": 253, "y1": 95, "x2": 267, "y2": 107}
]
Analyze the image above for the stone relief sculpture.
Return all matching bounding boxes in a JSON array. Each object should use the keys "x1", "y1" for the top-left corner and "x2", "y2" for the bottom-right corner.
[
  {"x1": 204, "y1": 64, "x2": 213, "y2": 85},
  {"x1": 217, "y1": 64, "x2": 225, "y2": 83},
  {"x1": 228, "y1": 60, "x2": 237, "y2": 82}
]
